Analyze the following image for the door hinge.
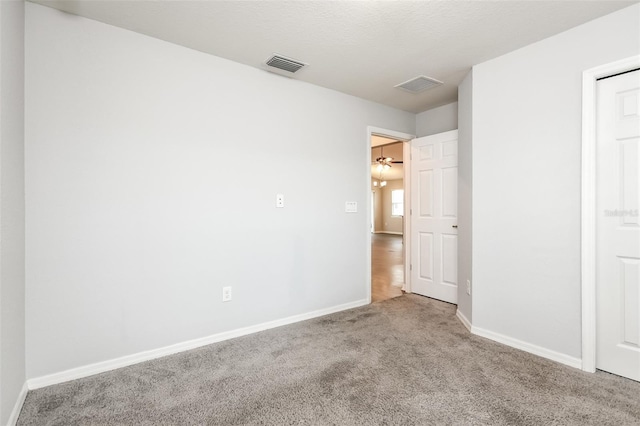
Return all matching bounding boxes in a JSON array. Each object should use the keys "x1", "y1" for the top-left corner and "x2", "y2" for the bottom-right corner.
[
  {"x1": 410, "y1": 209, "x2": 412, "y2": 215},
  {"x1": 410, "y1": 264, "x2": 413, "y2": 271}
]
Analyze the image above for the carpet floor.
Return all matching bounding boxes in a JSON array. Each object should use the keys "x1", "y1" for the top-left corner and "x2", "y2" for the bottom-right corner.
[{"x1": 18, "y1": 295, "x2": 640, "y2": 425}]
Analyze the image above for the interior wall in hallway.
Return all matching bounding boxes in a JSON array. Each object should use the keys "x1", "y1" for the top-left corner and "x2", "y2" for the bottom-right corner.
[{"x1": 380, "y1": 180, "x2": 403, "y2": 234}]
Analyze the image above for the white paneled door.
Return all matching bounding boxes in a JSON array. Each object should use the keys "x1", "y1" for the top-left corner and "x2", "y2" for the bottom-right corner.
[
  {"x1": 410, "y1": 130, "x2": 458, "y2": 304},
  {"x1": 596, "y1": 69, "x2": 640, "y2": 382}
]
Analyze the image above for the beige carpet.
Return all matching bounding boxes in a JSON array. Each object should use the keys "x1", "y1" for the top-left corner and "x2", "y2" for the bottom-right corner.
[{"x1": 18, "y1": 295, "x2": 640, "y2": 425}]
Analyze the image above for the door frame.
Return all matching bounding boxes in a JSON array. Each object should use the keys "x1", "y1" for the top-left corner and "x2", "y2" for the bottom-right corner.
[
  {"x1": 366, "y1": 126, "x2": 415, "y2": 303},
  {"x1": 581, "y1": 55, "x2": 640, "y2": 373}
]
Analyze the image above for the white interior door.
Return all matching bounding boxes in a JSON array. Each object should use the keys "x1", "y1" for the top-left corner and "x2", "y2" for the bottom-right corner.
[
  {"x1": 410, "y1": 130, "x2": 458, "y2": 304},
  {"x1": 596, "y1": 69, "x2": 640, "y2": 381}
]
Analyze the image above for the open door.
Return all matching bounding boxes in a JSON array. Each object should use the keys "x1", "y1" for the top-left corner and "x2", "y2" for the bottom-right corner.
[
  {"x1": 410, "y1": 130, "x2": 458, "y2": 304},
  {"x1": 595, "y1": 69, "x2": 640, "y2": 381}
]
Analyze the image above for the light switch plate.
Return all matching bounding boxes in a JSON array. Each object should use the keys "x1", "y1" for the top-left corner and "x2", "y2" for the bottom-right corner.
[
  {"x1": 222, "y1": 286, "x2": 232, "y2": 302},
  {"x1": 345, "y1": 201, "x2": 357, "y2": 213}
]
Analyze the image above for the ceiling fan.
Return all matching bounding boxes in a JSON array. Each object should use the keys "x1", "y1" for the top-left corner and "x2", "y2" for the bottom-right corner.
[{"x1": 373, "y1": 145, "x2": 403, "y2": 171}]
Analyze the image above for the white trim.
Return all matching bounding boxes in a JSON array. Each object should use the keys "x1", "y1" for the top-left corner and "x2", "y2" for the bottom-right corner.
[
  {"x1": 368, "y1": 127, "x2": 415, "y2": 142},
  {"x1": 27, "y1": 298, "x2": 368, "y2": 390},
  {"x1": 456, "y1": 309, "x2": 472, "y2": 332},
  {"x1": 581, "y1": 55, "x2": 640, "y2": 374},
  {"x1": 7, "y1": 382, "x2": 28, "y2": 426},
  {"x1": 402, "y1": 140, "x2": 412, "y2": 293},
  {"x1": 472, "y1": 326, "x2": 582, "y2": 370},
  {"x1": 366, "y1": 126, "x2": 415, "y2": 300}
]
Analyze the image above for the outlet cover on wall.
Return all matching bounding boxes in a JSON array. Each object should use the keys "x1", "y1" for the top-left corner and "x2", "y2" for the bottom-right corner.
[
  {"x1": 466, "y1": 280, "x2": 471, "y2": 296},
  {"x1": 222, "y1": 286, "x2": 232, "y2": 302}
]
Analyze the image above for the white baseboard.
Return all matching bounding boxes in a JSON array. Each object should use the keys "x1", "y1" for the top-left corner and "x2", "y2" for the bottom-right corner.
[
  {"x1": 455, "y1": 309, "x2": 472, "y2": 332},
  {"x1": 375, "y1": 231, "x2": 403, "y2": 235},
  {"x1": 27, "y1": 298, "x2": 369, "y2": 390},
  {"x1": 7, "y1": 382, "x2": 28, "y2": 426},
  {"x1": 471, "y1": 325, "x2": 582, "y2": 370}
]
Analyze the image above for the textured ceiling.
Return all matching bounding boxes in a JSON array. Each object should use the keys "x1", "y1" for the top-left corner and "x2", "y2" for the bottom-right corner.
[{"x1": 30, "y1": 0, "x2": 638, "y2": 113}]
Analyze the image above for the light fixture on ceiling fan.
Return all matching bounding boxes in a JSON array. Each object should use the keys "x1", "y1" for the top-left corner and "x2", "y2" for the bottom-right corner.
[
  {"x1": 375, "y1": 145, "x2": 395, "y2": 172},
  {"x1": 375, "y1": 155, "x2": 393, "y2": 172},
  {"x1": 374, "y1": 145, "x2": 403, "y2": 170},
  {"x1": 373, "y1": 151, "x2": 389, "y2": 187},
  {"x1": 372, "y1": 144, "x2": 403, "y2": 188}
]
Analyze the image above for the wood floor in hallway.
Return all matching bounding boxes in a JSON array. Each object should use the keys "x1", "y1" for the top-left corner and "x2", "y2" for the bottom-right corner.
[{"x1": 371, "y1": 233, "x2": 404, "y2": 303}]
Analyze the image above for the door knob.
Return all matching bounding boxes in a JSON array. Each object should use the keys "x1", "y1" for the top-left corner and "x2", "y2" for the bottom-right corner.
[{"x1": 452, "y1": 225, "x2": 458, "y2": 228}]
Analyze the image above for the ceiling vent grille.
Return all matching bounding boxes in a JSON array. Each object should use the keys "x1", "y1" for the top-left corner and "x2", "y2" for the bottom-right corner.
[
  {"x1": 395, "y1": 75, "x2": 443, "y2": 93},
  {"x1": 264, "y1": 54, "x2": 308, "y2": 77}
]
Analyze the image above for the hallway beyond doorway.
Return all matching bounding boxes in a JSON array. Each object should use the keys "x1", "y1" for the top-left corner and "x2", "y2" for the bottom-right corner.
[{"x1": 371, "y1": 233, "x2": 404, "y2": 302}]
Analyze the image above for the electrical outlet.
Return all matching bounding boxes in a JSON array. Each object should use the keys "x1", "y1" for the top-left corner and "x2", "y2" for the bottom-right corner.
[
  {"x1": 466, "y1": 280, "x2": 471, "y2": 296},
  {"x1": 276, "y1": 194, "x2": 284, "y2": 208},
  {"x1": 222, "y1": 286, "x2": 232, "y2": 302}
]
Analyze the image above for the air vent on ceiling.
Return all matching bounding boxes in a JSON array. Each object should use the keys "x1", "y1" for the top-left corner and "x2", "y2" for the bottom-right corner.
[
  {"x1": 394, "y1": 75, "x2": 443, "y2": 94},
  {"x1": 264, "y1": 54, "x2": 308, "y2": 77}
]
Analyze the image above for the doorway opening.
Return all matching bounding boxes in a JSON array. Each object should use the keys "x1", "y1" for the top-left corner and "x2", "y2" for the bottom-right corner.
[
  {"x1": 371, "y1": 137, "x2": 404, "y2": 302},
  {"x1": 369, "y1": 133, "x2": 411, "y2": 303}
]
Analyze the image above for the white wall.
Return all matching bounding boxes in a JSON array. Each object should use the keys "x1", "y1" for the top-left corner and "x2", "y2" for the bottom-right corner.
[
  {"x1": 415, "y1": 102, "x2": 458, "y2": 137},
  {"x1": 456, "y1": 72, "x2": 472, "y2": 323},
  {"x1": 24, "y1": 3, "x2": 415, "y2": 380},
  {"x1": 0, "y1": 0, "x2": 26, "y2": 423},
  {"x1": 472, "y1": 4, "x2": 640, "y2": 359}
]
